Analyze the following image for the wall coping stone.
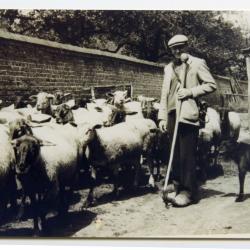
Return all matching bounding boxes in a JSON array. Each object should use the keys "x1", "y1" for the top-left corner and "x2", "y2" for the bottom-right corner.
[{"x1": 0, "y1": 30, "x2": 164, "y2": 68}]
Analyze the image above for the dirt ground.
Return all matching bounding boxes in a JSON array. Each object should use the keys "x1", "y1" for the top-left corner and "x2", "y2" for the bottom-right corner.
[{"x1": 1, "y1": 157, "x2": 250, "y2": 239}]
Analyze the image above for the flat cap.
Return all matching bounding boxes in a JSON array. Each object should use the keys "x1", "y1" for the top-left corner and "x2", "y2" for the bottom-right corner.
[{"x1": 168, "y1": 34, "x2": 188, "y2": 48}]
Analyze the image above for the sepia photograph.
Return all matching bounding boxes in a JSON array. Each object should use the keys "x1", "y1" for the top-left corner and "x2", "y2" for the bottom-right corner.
[{"x1": 0, "y1": 7, "x2": 250, "y2": 240}]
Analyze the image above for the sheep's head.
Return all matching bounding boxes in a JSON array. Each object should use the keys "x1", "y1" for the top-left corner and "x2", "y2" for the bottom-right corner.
[
  {"x1": 54, "y1": 91, "x2": 72, "y2": 105},
  {"x1": 107, "y1": 90, "x2": 128, "y2": 108},
  {"x1": 9, "y1": 118, "x2": 33, "y2": 139},
  {"x1": 12, "y1": 135, "x2": 41, "y2": 175},
  {"x1": 30, "y1": 92, "x2": 55, "y2": 114},
  {"x1": 55, "y1": 104, "x2": 74, "y2": 124}
]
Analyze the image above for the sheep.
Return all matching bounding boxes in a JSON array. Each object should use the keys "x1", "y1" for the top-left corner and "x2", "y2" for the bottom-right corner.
[
  {"x1": 54, "y1": 102, "x2": 124, "y2": 127},
  {"x1": 0, "y1": 124, "x2": 18, "y2": 219},
  {"x1": 84, "y1": 118, "x2": 157, "y2": 207},
  {"x1": 12, "y1": 122, "x2": 99, "y2": 235},
  {"x1": 197, "y1": 107, "x2": 221, "y2": 181},
  {"x1": 142, "y1": 128, "x2": 169, "y2": 186},
  {"x1": 220, "y1": 109, "x2": 241, "y2": 142}
]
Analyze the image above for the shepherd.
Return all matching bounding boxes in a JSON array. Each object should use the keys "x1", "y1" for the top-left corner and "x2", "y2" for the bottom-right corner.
[{"x1": 158, "y1": 34, "x2": 217, "y2": 207}]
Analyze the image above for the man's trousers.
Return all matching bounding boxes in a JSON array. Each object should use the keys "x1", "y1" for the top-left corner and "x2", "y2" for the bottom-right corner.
[{"x1": 167, "y1": 110, "x2": 199, "y2": 194}]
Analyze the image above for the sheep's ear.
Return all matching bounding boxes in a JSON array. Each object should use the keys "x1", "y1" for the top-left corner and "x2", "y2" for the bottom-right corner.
[
  {"x1": 94, "y1": 106, "x2": 103, "y2": 112},
  {"x1": 125, "y1": 111, "x2": 138, "y2": 115},
  {"x1": 29, "y1": 95, "x2": 37, "y2": 101},
  {"x1": 106, "y1": 92, "x2": 114, "y2": 98},
  {"x1": 125, "y1": 97, "x2": 131, "y2": 103},
  {"x1": 70, "y1": 122, "x2": 77, "y2": 127},
  {"x1": 123, "y1": 90, "x2": 128, "y2": 97},
  {"x1": 47, "y1": 94, "x2": 56, "y2": 101},
  {"x1": 39, "y1": 139, "x2": 56, "y2": 147},
  {"x1": 64, "y1": 93, "x2": 72, "y2": 98},
  {"x1": 93, "y1": 124, "x2": 102, "y2": 130},
  {"x1": 47, "y1": 94, "x2": 55, "y2": 98},
  {"x1": 149, "y1": 128, "x2": 158, "y2": 133}
]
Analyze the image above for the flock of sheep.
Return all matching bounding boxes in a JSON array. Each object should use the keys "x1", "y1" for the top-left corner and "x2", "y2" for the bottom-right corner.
[{"x1": 0, "y1": 89, "x2": 243, "y2": 235}]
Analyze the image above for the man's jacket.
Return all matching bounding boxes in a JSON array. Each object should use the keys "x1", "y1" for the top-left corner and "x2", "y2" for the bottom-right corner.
[{"x1": 158, "y1": 55, "x2": 217, "y2": 126}]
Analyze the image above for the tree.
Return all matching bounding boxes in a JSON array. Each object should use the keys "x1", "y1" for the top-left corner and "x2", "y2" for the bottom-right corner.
[{"x1": 0, "y1": 10, "x2": 246, "y2": 78}]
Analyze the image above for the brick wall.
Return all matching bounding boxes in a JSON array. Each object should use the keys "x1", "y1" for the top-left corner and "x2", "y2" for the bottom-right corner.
[
  {"x1": 0, "y1": 31, "x2": 163, "y2": 106},
  {"x1": 0, "y1": 30, "x2": 247, "y2": 109}
]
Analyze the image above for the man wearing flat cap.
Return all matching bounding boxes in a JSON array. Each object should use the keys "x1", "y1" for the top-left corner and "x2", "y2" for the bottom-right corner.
[{"x1": 158, "y1": 34, "x2": 217, "y2": 207}]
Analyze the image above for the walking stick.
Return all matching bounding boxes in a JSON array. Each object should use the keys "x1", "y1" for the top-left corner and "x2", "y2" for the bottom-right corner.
[{"x1": 163, "y1": 54, "x2": 189, "y2": 193}]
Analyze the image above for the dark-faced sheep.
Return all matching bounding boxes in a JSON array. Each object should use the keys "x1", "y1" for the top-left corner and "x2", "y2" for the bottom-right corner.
[{"x1": 12, "y1": 122, "x2": 98, "y2": 235}]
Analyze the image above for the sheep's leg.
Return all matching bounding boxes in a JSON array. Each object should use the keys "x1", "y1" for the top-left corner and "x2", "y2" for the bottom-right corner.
[
  {"x1": 0, "y1": 194, "x2": 7, "y2": 221},
  {"x1": 8, "y1": 174, "x2": 18, "y2": 213},
  {"x1": 16, "y1": 193, "x2": 26, "y2": 221},
  {"x1": 156, "y1": 160, "x2": 161, "y2": 181},
  {"x1": 236, "y1": 161, "x2": 246, "y2": 202},
  {"x1": 112, "y1": 164, "x2": 120, "y2": 198},
  {"x1": 83, "y1": 166, "x2": 97, "y2": 208},
  {"x1": 58, "y1": 186, "x2": 69, "y2": 217},
  {"x1": 15, "y1": 176, "x2": 27, "y2": 221},
  {"x1": 30, "y1": 193, "x2": 40, "y2": 236},
  {"x1": 38, "y1": 194, "x2": 47, "y2": 234},
  {"x1": 147, "y1": 156, "x2": 155, "y2": 188},
  {"x1": 212, "y1": 145, "x2": 218, "y2": 167},
  {"x1": 40, "y1": 212, "x2": 47, "y2": 234},
  {"x1": 133, "y1": 158, "x2": 141, "y2": 190}
]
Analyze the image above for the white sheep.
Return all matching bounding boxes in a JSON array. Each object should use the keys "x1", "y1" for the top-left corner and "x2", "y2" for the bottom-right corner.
[
  {"x1": 221, "y1": 110, "x2": 241, "y2": 142},
  {"x1": 0, "y1": 124, "x2": 18, "y2": 217},
  {"x1": 84, "y1": 118, "x2": 157, "y2": 206},
  {"x1": 54, "y1": 105, "x2": 116, "y2": 126}
]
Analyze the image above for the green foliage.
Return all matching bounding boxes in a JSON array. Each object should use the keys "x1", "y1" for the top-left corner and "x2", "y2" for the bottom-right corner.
[{"x1": 0, "y1": 10, "x2": 246, "y2": 79}]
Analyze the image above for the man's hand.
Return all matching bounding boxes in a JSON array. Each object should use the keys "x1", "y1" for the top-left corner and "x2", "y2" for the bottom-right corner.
[
  {"x1": 177, "y1": 88, "x2": 192, "y2": 100},
  {"x1": 159, "y1": 120, "x2": 167, "y2": 132}
]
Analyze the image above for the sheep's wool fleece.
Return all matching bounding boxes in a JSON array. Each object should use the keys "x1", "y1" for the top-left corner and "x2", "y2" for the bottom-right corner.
[
  {"x1": 95, "y1": 119, "x2": 157, "y2": 158},
  {"x1": 73, "y1": 108, "x2": 111, "y2": 126},
  {"x1": 0, "y1": 110, "x2": 25, "y2": 123},
  {"x1": 205, "y1": 108, "x2": 221, "y2": 136},
  {"x1": 228, "y1": 112, "x2": 241, "y2": 130},
  {"x1": 31, "y1": 123, "x2": 80, "y2": 181},
  {"x1": 0, "y1": 124, "x2": 15, "y2": 176}
]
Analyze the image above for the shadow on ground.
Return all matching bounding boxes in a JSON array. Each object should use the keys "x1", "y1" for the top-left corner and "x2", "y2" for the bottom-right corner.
[
  {"x1": 0, "y1": 209, "x2": 96, "y2": 237},
  {"x1": 200, "y1": 187, "x2": 226, "y2": 199}
]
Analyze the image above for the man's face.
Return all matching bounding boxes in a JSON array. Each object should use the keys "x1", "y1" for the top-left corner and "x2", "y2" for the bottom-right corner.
[{"x1": 170, "y1": 44, "x2": 187, "y2": 60}]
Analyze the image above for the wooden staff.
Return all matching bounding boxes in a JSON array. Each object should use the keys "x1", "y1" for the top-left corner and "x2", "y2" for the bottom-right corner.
[{"x1": 163, "y1": 54, "x2": 189, "y2": 192}]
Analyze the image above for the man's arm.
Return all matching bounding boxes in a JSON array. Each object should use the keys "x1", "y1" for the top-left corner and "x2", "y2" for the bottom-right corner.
[
  {"x1": 158, "y1": 64, "x2": 173, "y2": 122},
  {"x1": 190, "y1": 59, "x2": 217, "y2": 98}
]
